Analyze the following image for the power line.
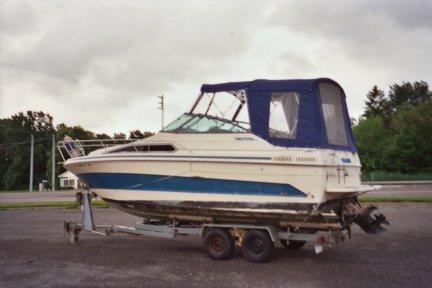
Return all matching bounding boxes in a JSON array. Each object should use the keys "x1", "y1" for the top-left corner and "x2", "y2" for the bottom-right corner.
[
  {"x1": 2, "y1": 139, "x2": 30, "y2": 149},
  {"x1": 1, "y1": 136, "x2": 51, "y2": 151},
  {"x1": 0, "y1": 73, "x2": 139, "y2": 102},
  {"x1": 0, "y1": 73, "x2": 161, "y2": 106},
  {"x1": 0, "y1": 82, "x2": 128, "y2": 105},
  {"x1": 0, "y1": 60, "x2": 78, "y2": 83},
  {"x1": 0, "y1": 60, "x2": 151, "y2": 100},
  {"x1": 34, "y1": 136, "x2": 52, "y2": 143},
  {"x1": 2, "y1": 136, "x2": 51, "y2": 146}
]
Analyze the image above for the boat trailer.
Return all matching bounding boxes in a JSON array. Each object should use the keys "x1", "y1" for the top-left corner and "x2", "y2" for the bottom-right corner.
[{"x1": 64, "y1": 190, "x2": 347, "y2": 263}]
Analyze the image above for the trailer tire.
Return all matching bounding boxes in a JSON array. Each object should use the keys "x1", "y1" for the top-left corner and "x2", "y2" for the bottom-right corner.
[
  {"x1": 204, "y1": 228, "x2": 234, "y2": 260},
  {"x1": 241, "y1": 230, "x2": 274, "y2": 263},
  {"x1": 280, "y1": 239, "x2": 306, "y2": 250}
]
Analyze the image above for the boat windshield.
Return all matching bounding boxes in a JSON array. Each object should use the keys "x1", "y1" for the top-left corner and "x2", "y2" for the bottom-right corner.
[{"x1": 163, "y1": 114, "x2": 248, "y2": 133}]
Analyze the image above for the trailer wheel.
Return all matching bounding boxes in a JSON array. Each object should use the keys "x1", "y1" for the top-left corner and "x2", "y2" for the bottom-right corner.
[
  {"x1": 241, "y1": 230, "x2": 274, "y2": 263},
  {"x1": 204, "y1": 228, "x2": 234, "y2": 260},
  {"x1": 280, "y1": 239, "x2": 306, "y2": 250}
]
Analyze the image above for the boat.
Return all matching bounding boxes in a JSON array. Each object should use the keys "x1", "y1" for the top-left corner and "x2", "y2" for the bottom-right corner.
[{"x1": 60, "y1": 78, "x2": 388, "y2": 234}]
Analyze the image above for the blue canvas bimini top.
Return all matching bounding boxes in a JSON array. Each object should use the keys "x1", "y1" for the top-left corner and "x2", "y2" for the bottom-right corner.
[{"x1": 200, "y1": 78, "x2": 357, "y2": 152}]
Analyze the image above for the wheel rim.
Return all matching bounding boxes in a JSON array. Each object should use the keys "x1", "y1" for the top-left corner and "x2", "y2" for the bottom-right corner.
[
  {"x1": 211, "y1": 236, "x2": 223, "y2": 252},
  {"x1": 250, "y1": 238, "x2": 264, "y2": 254}
]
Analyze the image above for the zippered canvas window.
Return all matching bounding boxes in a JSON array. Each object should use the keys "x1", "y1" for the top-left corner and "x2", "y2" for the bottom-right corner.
[
  {"x1": 319, "y1": 83, "x2": 348, "y2": 146},
  {"x1": 268, "y1": 92, "x2": 300, "y2": 139}
]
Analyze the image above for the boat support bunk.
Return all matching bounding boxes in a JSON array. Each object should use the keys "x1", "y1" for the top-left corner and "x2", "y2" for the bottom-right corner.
[{"x1": 64, "y1": 190, "x2": 347, "y2": 263}]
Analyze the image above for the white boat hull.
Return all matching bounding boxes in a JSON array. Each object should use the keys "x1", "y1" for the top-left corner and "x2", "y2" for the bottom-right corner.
[{"x1": 63, "y1": 133, "x2": 370, "y2": 225}]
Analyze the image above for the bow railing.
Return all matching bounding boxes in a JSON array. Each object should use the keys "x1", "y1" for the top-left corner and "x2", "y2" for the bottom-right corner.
[{"x1": 57, "y1": 138, "x2": 137, "y2": 162}]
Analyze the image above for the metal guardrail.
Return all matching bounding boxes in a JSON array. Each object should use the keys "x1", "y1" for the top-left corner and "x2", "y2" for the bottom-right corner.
[{"x1": 362, "y1": 180, "x2": 432, "y2": 185}]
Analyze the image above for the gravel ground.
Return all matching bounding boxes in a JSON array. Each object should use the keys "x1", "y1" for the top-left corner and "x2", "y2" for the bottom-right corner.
[{"x1": 0, "y1": 203, "x2": 431, "y2": 288}]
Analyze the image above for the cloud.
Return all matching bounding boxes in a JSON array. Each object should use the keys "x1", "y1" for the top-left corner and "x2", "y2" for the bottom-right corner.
[
  {"x1": 1, "y1": 0, "x2": 431, "y2": 134},
  {"x1": 268, "y1": 0, "x2": 432, "y2": 76}
]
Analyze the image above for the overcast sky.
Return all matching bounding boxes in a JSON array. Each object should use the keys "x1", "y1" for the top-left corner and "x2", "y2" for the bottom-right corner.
[{"x1": 1, "y1": 0, "x2": 431, "y2": 134}]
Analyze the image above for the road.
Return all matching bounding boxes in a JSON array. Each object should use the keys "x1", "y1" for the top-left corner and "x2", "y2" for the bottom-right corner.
[
  {"x1": 367, "y1": 183, "x2": 432, "y2": 197},
  {"x1": 0, "y1": 190, "x2": 78, "y2": 203},
  {"x1": 1, "y1": 203, "x2": 431, "y2": 288}
]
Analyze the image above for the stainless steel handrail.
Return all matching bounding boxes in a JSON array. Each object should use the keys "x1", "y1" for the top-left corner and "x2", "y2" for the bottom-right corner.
[{"x1": 57, "y1": 138, "x2": 137, "y2": 161}]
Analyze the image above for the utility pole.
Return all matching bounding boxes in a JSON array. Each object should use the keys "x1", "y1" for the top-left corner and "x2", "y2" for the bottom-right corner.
[
  {"x1": 51, "y1": 134, "x2": 56, "y2": 192},
  {"x1": 29, "y1": 134, "x2": 34, "y2": 192},
  {"x1": 158, "y1": 95, "x2": 165, "y2": 130}
]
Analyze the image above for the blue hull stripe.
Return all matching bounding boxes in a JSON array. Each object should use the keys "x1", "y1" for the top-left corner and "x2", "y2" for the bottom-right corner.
[{"x1": 78, "y1": 173, "x2": 307, "y2": 197}]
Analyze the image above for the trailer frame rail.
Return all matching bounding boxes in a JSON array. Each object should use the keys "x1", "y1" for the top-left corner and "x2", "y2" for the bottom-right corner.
[{"x1": 64, "y1": 190, "x2": 347, "y2": 262}]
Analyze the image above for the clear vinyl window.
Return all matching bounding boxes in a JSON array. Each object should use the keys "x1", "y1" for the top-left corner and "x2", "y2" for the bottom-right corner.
[
  {"x1": 319, "y1": 83, "x2": 348, "y2": 146},
  {"x1": 269, "y1": 92, "x2": 300, "y2": 139},
  {"x1": 163, "y1": 114, "x2": 246, "y2": 133}
]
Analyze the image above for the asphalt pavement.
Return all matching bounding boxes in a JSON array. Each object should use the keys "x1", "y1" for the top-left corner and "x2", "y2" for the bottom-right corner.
[
  {"x1": 0, "y1": 190, "x2": 78, "y2": 203},
  {"x1": 1, "y1": 203, "x2": 431, "y2": 288},
  {"x1": 368, "y1": 183, "x2": 432, "y2": 197}
]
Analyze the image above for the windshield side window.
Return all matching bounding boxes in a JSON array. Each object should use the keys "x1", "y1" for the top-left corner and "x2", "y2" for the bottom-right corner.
[
  {"x1": 108, "y1": 144, "x2": 175, "y2": 153},
  {"x1": 163, "y1": 114, "x2": 193, "y2": 132},
  {"x1": 180, "y1": 116, "x2": 245, "y2": 133},
  {"x1": 268, "y1": 92, "x2": 300, "y2": 139},
  {"x1": 319, "y1": 83, "x2": 348, "y2": 146}
]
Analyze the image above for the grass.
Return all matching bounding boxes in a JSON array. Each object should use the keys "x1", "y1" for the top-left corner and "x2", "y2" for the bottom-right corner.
[
  {"x1": 0, "y1": 200, "x2": 109, "y2": 210},
  {"x1": 361, "y1": 171, "x2": 432, "y2": 182},
  {"x1": 359, "y1": 195, "x2": 432, "y2": 203}
]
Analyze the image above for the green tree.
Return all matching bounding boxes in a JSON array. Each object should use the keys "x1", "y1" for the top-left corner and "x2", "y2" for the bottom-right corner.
[
  {"x1": 113, "y1": 133, "x2": 126, "y2": 139},
  {"x1": 363, "y1": 86, "x2": 388, "y2": 118},
  {"x1": 388, "y1": 81, "x2": 431, "y2": 109},
  {"x1": 56, "y1": 123, "x2": 96, "y2": 141},
  {"x1": 0, "y1": 111, "x2": 159, "y2": 190},
  {"x1": 96, "y1": 133, "x2": 112, "y2": 139},
  {"x1": 129, "y1": 129, "x2": 154, "y2": 139},
  {"x1": 353, "y1": 116, "x2": 391, "y2": 172},
  {"x1": 388, "y1": 100, "x2": 432, "y2": 173},
  {"x1": 0, "y1": 111, "x2": 54, "y2": 190}
]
